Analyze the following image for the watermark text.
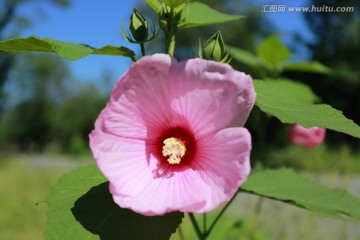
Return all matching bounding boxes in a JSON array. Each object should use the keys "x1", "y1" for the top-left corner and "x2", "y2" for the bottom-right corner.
[{"x1": 261, "y1": 5, "x2": 355, "y2": 13}]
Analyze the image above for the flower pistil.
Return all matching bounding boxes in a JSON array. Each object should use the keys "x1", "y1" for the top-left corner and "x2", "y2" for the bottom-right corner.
[{"x1": 162, "y1": 137, "x2": 186, "y2": 164}]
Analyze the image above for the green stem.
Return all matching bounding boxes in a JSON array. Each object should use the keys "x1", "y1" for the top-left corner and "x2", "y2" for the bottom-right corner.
[
  {"x1": 255, "y1": 111, "x2": 270, "y2": 168},
  {"x1": 165, "y1": 32, "x2": 176, "y2": 56},
  {"x1": 178, "y1": 224, "x2": 185, "y2": 240},
  {"x1": 255, "y1": 196, "x2": 264, "y2": 215},
  {"x1": 203, "y1": 212, "x2": 207, "y2": 233},
  {"x1": 140, "y1": 43, "x2": 145, "y2": 56},
  {"x1": 189, "y1": 213, "x2": 204, "y2": 240},
  {"x1": 205, "y1": 191, "x2": 239, "y2": 238},
  {"x1": 250, "y1": 196, "x2": 264, "y2": 238}
]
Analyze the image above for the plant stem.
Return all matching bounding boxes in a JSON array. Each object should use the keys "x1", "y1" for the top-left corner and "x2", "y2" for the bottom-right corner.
[
  {"x1": 140, "y1": 43, "x2": 145, "y2": 56},
  {"x1": 250, "y1": 196, "x2": 264, "y2": 239},
  {"x1": 205, "y1": 191, "x2": 239, "y2": 238},
  {"x1": 178, "y1": 224, "x2": 185, "y2": 240},
  {"x1": 255, "y1": 111, "x2": 270, "y2": 167},
  {"x1": 189, "y1": 213, "x2": 204, "y2": 240},
  {"x1": 255, "y1": 196, "x2": 264, "y2": 214},
  {"x1": 164, "y1": 13, "x2": 176, "y2": 56},
  {"x1": 165, "y1": 32, "x2": 175, "y2": 56},
  {"x1": 203, "y1": 212, "x2": 207, "y2": 233}
]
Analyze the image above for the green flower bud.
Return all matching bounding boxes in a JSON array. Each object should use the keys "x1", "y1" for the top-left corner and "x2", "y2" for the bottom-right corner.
[
  {"x1": 159, "y1": 4, "x2": 172, "y2": 31},
  {"x1": 203, "y1": 31, "x2": 231, "y2": 63},
  {"x1": 159, "y1": 3, "x2": 182, "y2": 31},
  {"x1": 122, "y1": 9, "x2": 158, "y2": 44},
  {"x1": 129, "y1": 9, "x2": 148, "y2": 42}
]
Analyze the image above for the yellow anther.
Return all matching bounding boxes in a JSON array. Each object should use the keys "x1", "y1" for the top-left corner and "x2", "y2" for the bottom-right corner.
[{"x1": 162, "y1": 137, "x2": 186, "y2": 164}]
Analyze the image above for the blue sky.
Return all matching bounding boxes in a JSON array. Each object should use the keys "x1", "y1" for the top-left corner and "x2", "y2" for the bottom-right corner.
[
  {"x1": 14, "y1": 0, "x2": 312, "y2": 84},
  {"x1": 18, "y1": 0, "x2": 139, "y2": 84}
]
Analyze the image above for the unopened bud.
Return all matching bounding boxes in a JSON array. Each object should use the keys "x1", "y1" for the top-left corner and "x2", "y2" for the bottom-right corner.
[
  {"x1": 159, "y1": 3, "x2": 182, "y2": 31},
  {"x1": 203, "y1": 31, "x2": 231, "y2": 63},
  {"x1": 122, "y1": 9, "x2": 157, "y2": 44},
  {"x1": 129, "y1": 9, "x2": 148, "y2": 42}
]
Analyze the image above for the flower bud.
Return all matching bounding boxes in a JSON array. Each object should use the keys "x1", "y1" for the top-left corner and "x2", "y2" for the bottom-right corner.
[
  {"x1": 203, "y1": 31, "x2": 231, "y2": 63},
  {"x1": 159, "y1": 3, "x2": 182, "y2": 31},
  {"x1": 122, "y1": 9, "x2": 157, "y2": 44},
  {"x1": 288, "y1": 124, "x2": 326, "y2": 148},
  {"x1": 159, "y1": 5, "x2": 170, "y2": 30},
  {"x1": 129, "y1": 9, "x2": 148, "y2": 43}
]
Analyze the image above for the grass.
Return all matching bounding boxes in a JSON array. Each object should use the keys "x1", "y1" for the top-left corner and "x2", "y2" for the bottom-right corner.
[
  {"x1": 0, "y1": 154, "x2": 91, "y2": 240},
  {"x1": 0, "y1": 146, "x2": 359, "y2": 240},
  {"x1": 0, "y1": 161, "x2": 57, "y2": 239}
]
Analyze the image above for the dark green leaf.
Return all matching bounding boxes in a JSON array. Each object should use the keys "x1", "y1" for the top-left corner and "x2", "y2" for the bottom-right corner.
[
  {"x1": 281, "y1": 61, "x2": 333, "y2": 74},
  {"x1": 178, "y1": 2, "x2": 244, "y2": 29},
  {"x1": 242, "y1": 168, "x2": 360, "y2": 220},
  {"x1": 45, "y1": 165, "x2": 184, "y2": 240},
  {"x1": 256, "y1": 35, "x2": 291, "y2": 68},
  {"x1": 281, "y1": 61, "x2": 356, "y2": 80},
  {"x1": 254, "y1": 80, "x2": 360, "y2": 138},
  {"x1": 0, "y1": 36, "x2": 135, "y2": 60},
  {"x1": 92, "y1": 45, "x2": 136, "y2": 57}
]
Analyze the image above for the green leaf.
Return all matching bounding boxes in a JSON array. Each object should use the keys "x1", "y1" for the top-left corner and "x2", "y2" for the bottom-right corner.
[
  {"x1": 178, "y1": 2, "x2": 244, "y2": 29},
  {"x1": 45, "y1": 165, "x2": 184, "y2": 240},
  {"x1": 256, "y1": 35, "x2": 291, "y2": 68},
  {"x1": 145, "y1": 0, "x2": 162, "y2": 12},
  {"x1": 281, "y1": 61, "x2": 357, "y2": 80},
  {"x1": 242, "y1": 168, "x2": 360, "y2": 220},
  {"x1": 0, "y1": 36, "x2": 135, "y2": 60},
  {"x1": 163, "y1": 0, "x2": 188, "y2": 9},
  {"x1": 254, "y1": 80, "x2": 360, "y2": 138},
  {"x1": 227, "y1": 46, "x2": 259, "y2": 68},
  {"x1": 91, "y1": 45, "x2": 135, "y2": 57},
  {"x1": 281, "y1": 61, "x2": 333, "y2": 74},
  {"x1": 266, "y1": 78, "x2": 319, "y2": 104}
]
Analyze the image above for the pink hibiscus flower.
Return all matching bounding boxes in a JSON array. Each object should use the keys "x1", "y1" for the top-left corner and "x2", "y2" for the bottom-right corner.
[
  {"x1": 90, "y1": 54, "x2": 255, "y2": 216},
  {"x1": 288, "y1": 124, "x2": 326, "y2": 148}
]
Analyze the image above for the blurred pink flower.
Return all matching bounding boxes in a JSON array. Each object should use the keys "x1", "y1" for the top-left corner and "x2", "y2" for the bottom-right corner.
[
  {"x1": 90, "y1": 54, "x2": 255, "y2": 216},
  {"x1": 288, "y1": 124, "x2": 326, "y2": 148}
]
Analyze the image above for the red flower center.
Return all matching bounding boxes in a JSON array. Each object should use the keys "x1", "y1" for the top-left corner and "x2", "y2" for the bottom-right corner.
[{"x1": 156, "y1": 126, "x2": 197, "y2": 166}]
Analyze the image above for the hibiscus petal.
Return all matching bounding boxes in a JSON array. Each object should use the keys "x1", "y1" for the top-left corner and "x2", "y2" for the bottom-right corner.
[
  {"x1": 104, "y1": 54, "x2": 176, "y2": 138},
  {"x1": 191, "y1": 127, "x2": 252, "y2": 212},
  {"x1": 169, "y1": 59, "x2": 255, "y2": 136},
  {"x1": 97, "y1": 99, "x2": 149, "y2": 139},
  {"x1": 109, "y1": 127, "x2": 251, "y2": 216},
  {"x1": 111, "y1": 167, "x2": 209, "y2": 216},
  {"x1": 91, "y1": 121, "x2": 210, "y2": 212},
  {"x1": 90, "y1": 129, "x2": 156, "y2": 197}
]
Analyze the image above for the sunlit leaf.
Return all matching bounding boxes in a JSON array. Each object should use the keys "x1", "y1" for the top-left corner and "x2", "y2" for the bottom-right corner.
[
  {"x1": 254, "y1": 80, "x2": 360, "y2": 138},
  {"x1": 163, "y1": 0, "x2": 188, "y2": 9},
  {"x1": 0, "y1": 36, "x2": 135, "y2": 60},
  {"x1": 256, "y1": 35, "x2": 291, "y2": 68},
  {"x1": 45, "y1": 165, "x2": 184, "y2": 240},
  {"x1": 242, "y1": 168, "x2": 360, "y2": 220},
  {"x1": 266, "y1": 78, "x2": 319, "y2": 104},
  {"x1": 145, "y1": 0, "x2": 162, "y2": 12},
  {"x1": 227, "y1": 46, "x2": 259, "y2": 68},
  {"x1": 178, "y1": 2, "x2": 244, "y2": 29}
]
